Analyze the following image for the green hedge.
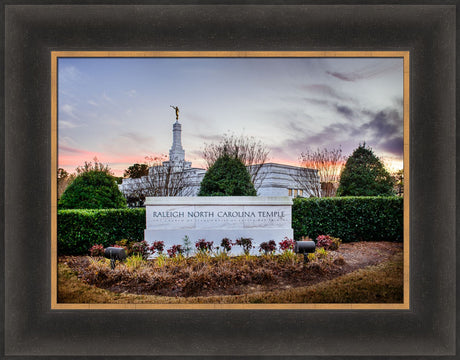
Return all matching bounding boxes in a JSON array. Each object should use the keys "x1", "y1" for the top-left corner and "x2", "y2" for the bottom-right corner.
[
  {"x1": 292, "y1": 196, "x2": 403, "y2": 242},
  {"x1": 58, "y1": 197, "x2": 403, "y2": 255},
  {"x1": 58, "y1": 208, "x2": 146, "y2": 255}
]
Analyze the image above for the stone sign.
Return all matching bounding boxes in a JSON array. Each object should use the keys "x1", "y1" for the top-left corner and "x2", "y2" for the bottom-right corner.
[{"x1": 144, "y1": 196, "x2": 293, "y2": 255}]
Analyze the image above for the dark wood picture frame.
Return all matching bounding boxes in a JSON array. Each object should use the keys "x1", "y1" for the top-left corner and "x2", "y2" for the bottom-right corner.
[{"x1": 1, "y1": 2, "x2": 456, "y2": 358}]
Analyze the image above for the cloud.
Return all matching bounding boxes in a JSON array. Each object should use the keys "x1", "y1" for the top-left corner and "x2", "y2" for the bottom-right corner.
[
  {"x1": 360, "y1": 108, "x2": 403, "y2": 142},
  {"x1": 326, "y1": 61, "x2": 403, "y2": 82},
  {"x1": 59, "y1": 120, "x2": 80, "y2": 129},
  {"x1": 102, "y1": 92, "x2": 115, "y2": 104},
  {"x1": 379, "y1": 136, "x2": 404, "y2": 156},
  {"x1": 59, "y1": 65, "x2": 83, "y2": 84},
  {"x1": 303, "y1": 97, "x2": 331, "y2": 106},
  {"x1": 61, "y1": 104, "x2": 78, "y2": 119},
  {"x1": 58, "y1": 145, "x2": 88, "y2": 154},
  {"x1": 103, "y1": 131, "x2": 155, "y2": 156},
  {"x1": 118, "y1": 132, "x2": 152, "y2": 144},
  {"x1": 268, "y1": 120, "x2": 358, "y2": 162},
  {"x1": 302, "y1": 84, "x2": 351, "y2": 102},
  {"x1": 335, "y1": 105, "x2": 354, "y2": 119},
  {"x1": 326, "y1": 71, "x2": 359, "y2": 82}
]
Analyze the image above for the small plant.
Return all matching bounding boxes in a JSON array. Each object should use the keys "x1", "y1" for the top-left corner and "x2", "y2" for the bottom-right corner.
[
  {"x1": 182, "y1": 235, "x2": 193, "y2": 257},
  {"x1": 220, "y1": 238, "x2": 232, "y2": 253},
  {"x1": 259, "y1": 240, "x2": 276, "y2": 255},
  {"x1": 131, "y1": 240, "x2": 149, "y2": 259},
  {"x1": 307, "y1": 252, "x2": 316, "y2": 262},
  {"x1": 214, "y1": 247, "x2": 229, "y2": 261},
  {"x1": 89, "y1": 244, "x2": 104, "y2": 257},
  {"x1": 316, "y1": 235, "x2": 342, "y2": 250},
  {"x1": 330, "y1": 237, "x2": 342, "y2": 251},
  {"x1": 167, "y1": 244, "x2": 183, "y2": 258},
  {"x1": 235, "y1": 237, "x2": 253, "y2": 255},
  {"x1": 156, "y1": 253, "x2": 167, "y2": 267},
  {"x1": 278, "y1": 249, "x2": 297, "y2": 263},
  {"x1": 315, "y1": 247, "x2": 329, "y2": 259},
  {"x1": 279, "y1": 237, "x2": 295, "y2": 252},
  {"x1": 278, "y1": 238, "x2": 296, "y2": 263},
  {"x1": 195, "y1": 239, "x2": 214, "y2": 254},
  {"x1": 149, "y1": 241, "x2": 165, "y2": 255},
  {"x1": 125, "y1": 254, "x2": 145, "y2": 269}
]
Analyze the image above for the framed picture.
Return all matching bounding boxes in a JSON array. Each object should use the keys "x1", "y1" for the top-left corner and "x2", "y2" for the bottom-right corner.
[
  {"x1": 52, "y1": 51, "x2": 409, "y2": 310},
  {"x1": 2, "y1": 3, "x2": 456, "y2": 358}
]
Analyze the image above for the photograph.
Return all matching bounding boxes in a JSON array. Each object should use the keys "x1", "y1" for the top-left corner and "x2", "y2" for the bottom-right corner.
[{"x1": 54, "y1": 52, "x2": 408, "y2": 308}]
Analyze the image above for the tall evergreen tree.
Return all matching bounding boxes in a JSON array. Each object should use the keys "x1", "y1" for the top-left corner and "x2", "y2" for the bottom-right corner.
[
  {"x1": 337, "y1": 144, "x2": 395, "y2": 196},
  {"x1": 198, "y1": 154, "x2": 257, "y2": 196}
]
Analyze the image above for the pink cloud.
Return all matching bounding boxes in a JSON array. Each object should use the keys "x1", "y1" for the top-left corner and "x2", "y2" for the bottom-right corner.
[{"x1": 58, "y1": 151, "x2": 166, "y2": 177}]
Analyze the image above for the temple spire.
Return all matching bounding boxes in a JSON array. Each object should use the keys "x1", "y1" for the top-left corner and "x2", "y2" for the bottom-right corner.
[{"x1": 169, "y1": 120, "x2": 185, "y2": 163}]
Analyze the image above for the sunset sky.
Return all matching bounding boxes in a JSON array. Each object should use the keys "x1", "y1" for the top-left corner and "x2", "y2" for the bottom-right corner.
[{"x1": 58, "y1": 56, "x2": 404, "y2": 177}]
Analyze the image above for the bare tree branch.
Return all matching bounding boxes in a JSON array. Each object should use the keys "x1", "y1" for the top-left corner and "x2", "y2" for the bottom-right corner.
[
  {"x1": 121, "y1": 156, "x2": 194, "y2": 205},
  {"x1": 293, "y1": 147, "x2": 346, "y2": 197},
  {"x1": 202, "y1": 133, "x2": 270, "y2": 190}
]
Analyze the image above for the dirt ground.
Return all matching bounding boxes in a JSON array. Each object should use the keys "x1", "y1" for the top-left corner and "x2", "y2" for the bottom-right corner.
[
  {"x1": 335, "y1": 241, "x2": 403, "y2": 270},
  {"x1": 61, "y1": 241, "x2": 403, "y2": 298}
]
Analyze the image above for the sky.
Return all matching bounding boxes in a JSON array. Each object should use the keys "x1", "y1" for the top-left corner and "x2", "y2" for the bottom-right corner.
[{"x1": 58, "y1": 57, "x2": 404, "y2": 177}]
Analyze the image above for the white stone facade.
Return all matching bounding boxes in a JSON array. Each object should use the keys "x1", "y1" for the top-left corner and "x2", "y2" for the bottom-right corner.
[{"x1": 119, "y1": 119, "x2": 320, "y2": 200}]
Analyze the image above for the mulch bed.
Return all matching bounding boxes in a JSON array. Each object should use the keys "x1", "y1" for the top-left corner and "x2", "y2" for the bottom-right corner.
[{"x1": 60, "y1": 241, "x2": 403, "y2": 298}]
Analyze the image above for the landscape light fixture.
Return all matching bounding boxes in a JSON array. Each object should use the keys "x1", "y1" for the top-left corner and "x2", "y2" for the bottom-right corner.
[
  {"x1": 104, "y1": 247, "x2": 127, "y2": 269},
  {"x1": 294, "y1": 240, "x2": 316, "y2": 263}
]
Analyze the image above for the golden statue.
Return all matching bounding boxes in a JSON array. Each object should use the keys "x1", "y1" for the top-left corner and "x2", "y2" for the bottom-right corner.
[{"x1": 170, "y1": 105, "x2": 179, "y2": 121}]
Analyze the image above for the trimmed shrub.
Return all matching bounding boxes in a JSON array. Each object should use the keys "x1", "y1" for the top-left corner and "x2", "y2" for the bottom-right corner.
[
  {"x1": 57, "y1": 208, "x2": 145, "y2": 255},
  {"x1": 59, "y1": 170, "x2": 127, "y2": 209},
  {"x1": 292, "y1": 196, "x2": 403, "y2": 242},
  {"x1": 198, "y1": 154, "x2": 257, "y2": 196}
]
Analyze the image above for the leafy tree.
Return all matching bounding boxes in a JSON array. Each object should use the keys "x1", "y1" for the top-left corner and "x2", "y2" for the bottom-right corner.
[
  {"x1": 124, "y1": 163, "x2": 149, "y2": 179},
  {"x1": 59, "y1": 169, "x2": 126, "y2": 209},
  {"x1": 198, "y1": 154, "x2": 257, "y2": 196},
  {"x1": 337, "y1": 144, "x2": 395, "y2": 196},
  {"x1": 202, "y1": 133, "x2": 270, "y2": 190}
]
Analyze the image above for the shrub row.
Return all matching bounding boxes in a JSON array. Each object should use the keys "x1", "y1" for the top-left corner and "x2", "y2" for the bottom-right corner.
[
  {"x1": 57, "y1": 208, "x2": 145, "y2": 255},
  {"x1": 57, "y1": 196, "x2": 403, "y2": 255},
  {"x1": 292, "y1": 196, "x2": 403, "y2": 243}
]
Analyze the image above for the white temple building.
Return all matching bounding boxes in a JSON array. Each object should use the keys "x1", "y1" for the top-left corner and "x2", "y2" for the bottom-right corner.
[{"x1": 120, "y1": 117, "x2": 319, "y2": 204}]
